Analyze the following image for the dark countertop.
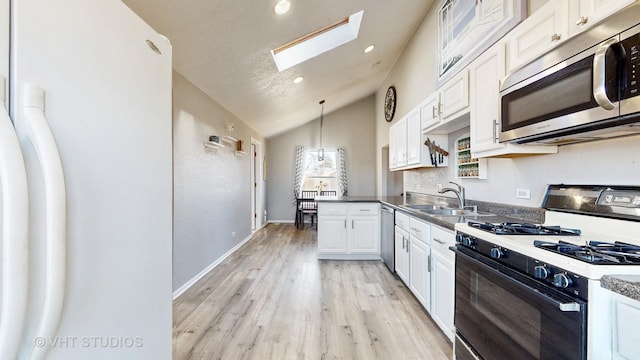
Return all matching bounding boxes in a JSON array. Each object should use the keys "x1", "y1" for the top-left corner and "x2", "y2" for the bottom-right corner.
[
  {"x1": 601, "y1": 275, "x2": 640, "y2": 302},
  {"x1": 316, "y1": 193, "x2": 544, "y2": 231}
]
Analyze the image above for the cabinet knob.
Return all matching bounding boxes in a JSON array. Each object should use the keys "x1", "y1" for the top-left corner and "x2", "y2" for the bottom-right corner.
[
  {"x1": 576, "y1": 16, "x2": 588, "y2": 26},
  {"x1": 551, "y1": 33, "x2": 561, "y2": 42}
]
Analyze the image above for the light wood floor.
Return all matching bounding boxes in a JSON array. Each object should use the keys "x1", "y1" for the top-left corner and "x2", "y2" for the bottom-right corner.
[{"x1": 173, "y1": 224, "x2": 453, "y2": 360}]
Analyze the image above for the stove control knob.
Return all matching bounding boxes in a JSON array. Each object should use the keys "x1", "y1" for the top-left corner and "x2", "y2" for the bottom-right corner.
[
  {"x1": 462, "y1": 236, "x2": 477, "y2": 247},
  {"x1": 553, "y1": 273, "x2": 573, "y2": 288},
  {"x1": 490, "y1": 247, "x2": 505, "y2": 259},
  {"x1": 534, "y1": 265, "x2": 549, "y2": 279}
]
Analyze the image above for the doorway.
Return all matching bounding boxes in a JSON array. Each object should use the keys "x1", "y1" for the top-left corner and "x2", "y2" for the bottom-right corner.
[{"x1": 250, "y1": 138, "x2": 263, "y2": 231}]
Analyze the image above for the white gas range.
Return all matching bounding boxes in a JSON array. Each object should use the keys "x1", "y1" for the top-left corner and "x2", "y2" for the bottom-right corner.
[{"x1": 453, "y1": 185, "x2": 640, "y2": 360}]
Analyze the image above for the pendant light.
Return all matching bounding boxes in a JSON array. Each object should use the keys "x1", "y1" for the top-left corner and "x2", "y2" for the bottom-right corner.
[{"x1": 318, "y1": 99, "x2": 325, "y2": 161}]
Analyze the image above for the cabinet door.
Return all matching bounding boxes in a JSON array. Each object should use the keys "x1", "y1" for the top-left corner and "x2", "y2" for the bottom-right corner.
[
  {"x1": 409, "y1": 237, "x2": 431, "y2": 312},
  {"x1": 469, "y1": 42, "x2": 558, "y2": 158},
  {"x1": 470, "y1": 42, "x2": 506, "y2": 154},
  {"x1": 431, "y1": 250, "x2": 455, "y2": 342},
  {"x1": 394, "y1": 226, "x2": 410, "y2": 285},
  {"x1": 613, "y1": 294, "x2": 640, "y2": 360},
  {"x1": 420, "y1": 92, "x2": 440, "y2": 131},
  {"x1": 396, "y1": 117, "x2": 407, "y2": 167},
  {"x1": 349, "y1": 216, "x2": 380, "y2": 254},
  {"x1": 569, "y1": 0, "x2": 635, "y2": 36},
  {"x1": 317, "y1": 216, "x2": 347, "y2": 253},
  {"x1": 388, "y1": 122, "x2": 398, "y2": 169},
  {"x1": 440, "y1": 70, "x2": 469, "y2": 121},
  {"x1": 406, "y1": 107, "x2": 422, "y2": 165},
  {"x1": 507, "y1": 0, "x2": 569, "y2": 72}
]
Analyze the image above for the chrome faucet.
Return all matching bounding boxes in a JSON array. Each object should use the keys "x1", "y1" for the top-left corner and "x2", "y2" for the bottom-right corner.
[{"x1": 438, "y1": 181, "x2": 465, "y2": 208}]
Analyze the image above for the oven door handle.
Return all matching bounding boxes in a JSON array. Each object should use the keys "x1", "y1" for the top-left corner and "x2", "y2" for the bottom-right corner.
[
  {"x1": 593, "y1": 37, "x2": 618, "y2": 111},
  {"x1": 454, "y1": 248, "x2": 585, "y2": 313}
]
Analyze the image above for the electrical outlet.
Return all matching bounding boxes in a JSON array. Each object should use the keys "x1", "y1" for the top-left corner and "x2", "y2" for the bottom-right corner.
[
  {"x1": 415, "y1": 184, "x2": 421, "y2": 190},
  {"x1": 516, "y1": 188, "x2": 531, "y2": 199},
  {"x1": 232, "y1": 231, "x2": 236, "y2": 237},
  {"x1": 437, "y1": 183, "x2": 443, "y2": 191}
]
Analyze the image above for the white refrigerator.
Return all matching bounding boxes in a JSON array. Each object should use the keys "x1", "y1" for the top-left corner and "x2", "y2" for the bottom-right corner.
[{"x1": 0, "y1": 0, "x2": 173, "y2": 359}]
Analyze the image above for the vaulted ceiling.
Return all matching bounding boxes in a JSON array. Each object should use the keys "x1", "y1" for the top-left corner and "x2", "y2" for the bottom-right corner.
[{"x1": 122, "y1": 0, "x2": 434, "y2": 137}]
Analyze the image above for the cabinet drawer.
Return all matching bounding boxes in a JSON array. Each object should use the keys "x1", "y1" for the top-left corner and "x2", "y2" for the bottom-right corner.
[
  {"x1": 318, "y1": 202, "x2": 347, "y2": 216},
  {"x1": 395, "y1": 211, "x2": 410, "y2": 231},
  {"x1": 349, "y1": 202, "x2": 380, "y2": 215},
  {"x1": 432, "y1": 226, "x2": 455, "y2": 256},
  {"x1": 409, "y1": 217, "x2": 430, "y2": 242}
]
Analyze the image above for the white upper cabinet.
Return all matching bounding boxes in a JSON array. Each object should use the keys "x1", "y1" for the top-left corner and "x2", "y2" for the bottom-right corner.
[
  {"x1": 506, "y1": 0, "x2": 569, "y2": 72},
  {"x1": 389, "y1": 104, "x2": 449, "y2": 171},
  {"x1": 440, "y1": 69, "x2": 469, "y2": 121},
  {"x1": 420, "y1": 92, "x2": 440, "y2": 131},
  {"x1": 469, "y1": 42, "x2": 557, "y2": 158},
  {"x1": 389, "y1": 117, "x2": 408, "y2": 169},
  {"x1": 423, "y1": 70, "x2": 470, "y2": 135},
  {"x1": 569, "y1": 0, "x2": 636, "y2": 36},
  {"x1": 406, "y1": 107, "x2": 422, "y2": 165}
]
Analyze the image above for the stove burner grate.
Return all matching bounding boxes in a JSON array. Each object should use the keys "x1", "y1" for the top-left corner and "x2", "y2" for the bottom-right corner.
[
  {"x1": 534, "y1": 240, "x2": 640, "y2": 265},
  {"x1": 469, "y1": 221, "x2": 582, "y2": 236}
]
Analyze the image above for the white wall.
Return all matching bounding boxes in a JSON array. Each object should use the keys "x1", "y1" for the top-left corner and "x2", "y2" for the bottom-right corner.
[
  {"x1": 266, "y1": 95, "x2": 377, "y2": 221},
  {"x1": 172, "y1": 71, "x2": 265, "y2": 292},
  {"x1": 375, "y1": 0, "x2": 640, "y2": 207}
]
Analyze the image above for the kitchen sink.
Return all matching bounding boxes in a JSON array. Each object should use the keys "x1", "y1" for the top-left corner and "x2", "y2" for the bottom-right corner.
[
  {"x1": 421, "y1": 208, "x2": 484, "y2": 216},
  {"x1": 405, "y1": 204, "x2": 450, "y2": 211},
  {"x1": 404, "y1": 204, "x2": 494, "y2": 217}
]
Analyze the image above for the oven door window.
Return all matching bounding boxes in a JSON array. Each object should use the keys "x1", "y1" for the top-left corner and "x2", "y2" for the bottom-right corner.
[{"x1": 455, "y1": 252, "x2": 586, "y2": 360}]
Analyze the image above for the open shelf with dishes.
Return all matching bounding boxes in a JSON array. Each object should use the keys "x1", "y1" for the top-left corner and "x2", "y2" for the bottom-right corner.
[{"x1": 456, "y1": 135, "x2": 486, "y2": 179}]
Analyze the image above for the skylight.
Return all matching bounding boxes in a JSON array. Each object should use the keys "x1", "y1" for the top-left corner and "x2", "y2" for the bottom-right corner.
[{"x1": 271, "y1": 10, "x2": 364, "y2": 72}]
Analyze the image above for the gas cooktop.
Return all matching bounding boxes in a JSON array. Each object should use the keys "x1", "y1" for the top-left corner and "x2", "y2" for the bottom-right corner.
[
  {"x1": 534, "y1": 240, "x2": 640, "y2": 265},
  {"x1": 468, "y1": 221, "x2": 582, "y2": 236}
]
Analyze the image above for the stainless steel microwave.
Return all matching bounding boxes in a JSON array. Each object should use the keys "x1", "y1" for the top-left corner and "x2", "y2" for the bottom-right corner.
[{"x1": 499, "y1": 4, "x2": 640, "y2": 145}]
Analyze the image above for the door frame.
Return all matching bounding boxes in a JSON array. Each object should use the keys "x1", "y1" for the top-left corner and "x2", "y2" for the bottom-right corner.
[{"x1": 250, "y1": 137, "x2": 263, "y2": 230}]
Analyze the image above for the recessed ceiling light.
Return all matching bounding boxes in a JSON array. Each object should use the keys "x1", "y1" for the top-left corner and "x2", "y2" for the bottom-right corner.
[
  {"x1": 364, "y1": 45, "x2": 375, "y2": 53},
  {"x1": 293, "y1": 76, "x2": 304, "y2": 84},
  {"x1": 274, "y1": 0, "x2": 291, "y2": 15},
  {"x1": 271, "y1": 10, "x2": 364, "y2": 71}
]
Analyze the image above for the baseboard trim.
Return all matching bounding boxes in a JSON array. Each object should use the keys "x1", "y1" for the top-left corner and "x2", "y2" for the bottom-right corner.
[
  {"x1": 267, "y1": 220, "x2": 295, "y2": 224},
  {"x1": 172, "y1": 231, "x2": 255, "y2": 300}
]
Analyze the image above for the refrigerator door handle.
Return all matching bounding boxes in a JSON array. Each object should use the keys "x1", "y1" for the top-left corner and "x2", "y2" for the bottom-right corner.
[
  {"x1": 0, "y1": 76, "x2": 29, "y2": 360},
  {"x1": 23, "y1": 84, "x2": 67, "y2": 360}
]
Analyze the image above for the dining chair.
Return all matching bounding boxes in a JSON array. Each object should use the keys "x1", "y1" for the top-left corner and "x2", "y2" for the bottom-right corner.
[
  {"x1": 297, "y1": 190, "x2": 318, "y2": 229},
  {"x1": 320, "y1": 190, "x2": 337, "y2": 196}
]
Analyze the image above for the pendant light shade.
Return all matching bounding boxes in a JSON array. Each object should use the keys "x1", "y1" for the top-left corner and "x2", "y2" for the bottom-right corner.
[{"x1": 318, "y1": 99, "x2": 325, "y2": 161}]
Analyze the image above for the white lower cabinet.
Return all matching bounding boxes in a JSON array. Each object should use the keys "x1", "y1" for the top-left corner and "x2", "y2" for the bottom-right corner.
[
  {"x1": 318, "y1": 202, "x2": 380, "y2": 259},
  {"x1": 409, "y1": 234, "x2": 431, "y2": 311},
  {"x1": 394, "y1": 211, "x2": 456, "y2": 342},
  {"x1": 394, "y1": 226, "x2": 410, "y2": 284},
  {"x1": 612, "y1": 291, "x2": 640, "y2": 360},
  {"x1": 430, "y1": 226, "x2": 456, "y2": 342}
]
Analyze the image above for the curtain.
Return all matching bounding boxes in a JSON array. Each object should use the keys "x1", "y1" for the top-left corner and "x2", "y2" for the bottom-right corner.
[
  {"x1": 336, "y1": 147, "x2": 348, "y2": 196},
  {"x1": 293, "y1": 145, "x2": 305, "y2": 203}
]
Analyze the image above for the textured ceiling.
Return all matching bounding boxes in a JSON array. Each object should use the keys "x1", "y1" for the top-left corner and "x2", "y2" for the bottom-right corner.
[{"x1": 122, "y1": 0, "x2": 434, "y2": 137}]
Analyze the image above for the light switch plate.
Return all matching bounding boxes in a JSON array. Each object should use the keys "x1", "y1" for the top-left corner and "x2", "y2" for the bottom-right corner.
[{"x1": 516, "y1": 188, "x2": 531, "y2": 199}]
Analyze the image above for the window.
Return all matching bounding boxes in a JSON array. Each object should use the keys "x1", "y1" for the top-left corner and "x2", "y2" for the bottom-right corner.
[{"x1": 300, "y1": 148, "x2": 337, "y2": 193}]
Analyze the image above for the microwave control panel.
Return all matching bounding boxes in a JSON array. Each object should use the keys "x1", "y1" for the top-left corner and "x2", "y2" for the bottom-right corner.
[{"x1": 621, "y1": 32, "x2": 640, "y2": 100}]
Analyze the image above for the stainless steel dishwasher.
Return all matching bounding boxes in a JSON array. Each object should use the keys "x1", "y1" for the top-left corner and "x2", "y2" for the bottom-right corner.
[{"x1": 380, "y1": 205, "x2": 395, "y2": 272}]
